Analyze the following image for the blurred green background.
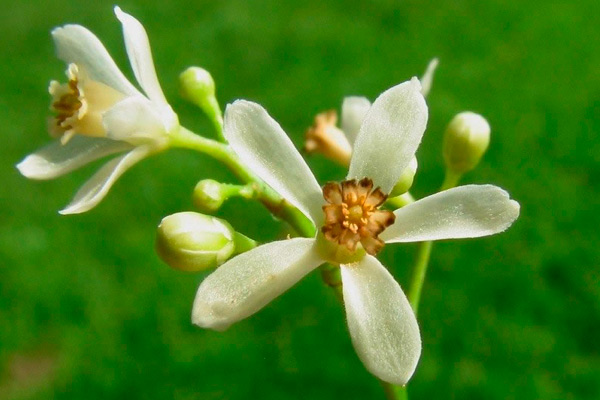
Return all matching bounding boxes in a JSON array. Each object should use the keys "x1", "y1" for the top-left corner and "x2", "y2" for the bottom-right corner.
[{"x1": 1, "y1": 0, "x2": 599, "y2": 399}]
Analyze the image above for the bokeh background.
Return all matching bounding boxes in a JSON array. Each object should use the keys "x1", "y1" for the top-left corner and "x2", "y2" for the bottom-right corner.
[{"x1": 1, "y1": 0, "x2": 599, "y2": 399}]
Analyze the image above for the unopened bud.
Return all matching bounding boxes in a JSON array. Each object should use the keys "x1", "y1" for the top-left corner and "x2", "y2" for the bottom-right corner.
[
  {"x1": 390, "y1": 157, "x2": 418, "y2": 196},
  {"x1": 193, "y1": 179, "x2": 226, "y2": 212},
  {"x1": 179, "y1": 67, "x2": 222, "y2": 128},
  {"x1": 156, "y1": 212, "x2": 236, "y2": 272},
  {"x1": 180, "y1": 67, "x2": 215, "y2": 103},
  {"x1": 443, "y1": 112, "x2": 490, "y2": 174}
]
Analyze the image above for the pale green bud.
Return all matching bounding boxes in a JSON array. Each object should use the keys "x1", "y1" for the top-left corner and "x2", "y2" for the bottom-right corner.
[
  {"x1": 179, "y1": 67, "x2": 216, "y2": 104},
  {"x1": 156, "y1": 212, "x2": 236, "y2": 272},
  {"x1": 193, "y1": 179, "x2": 226, "y2": 213},
  {"x1": 443, "y1": 112, "x2": 491, "y2": 174},
  {"x1": 390, "y1": 157, "x2": 418, "y2": 196},
  {"x1": 179, "y1": 67, "x2": 223, "y2": 131}
]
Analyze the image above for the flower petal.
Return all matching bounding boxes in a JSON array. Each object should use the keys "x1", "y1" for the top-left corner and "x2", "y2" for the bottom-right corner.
[
  {"x1": 420, "y1": 58, "x2": 439, "y2": 98},
  {"x1": 192, "y1": 238, "x2": 322, "y2": 331},
  {"x1": 224, "y1": 100, "x2": 324, "y2": 225},
  {"x1": 341, "y1": 255, "x2": 421, "y2": 385},
  {"x1": 103, "y1": 96, "x2": 169, "y2": 144},
  {"x1": 341, "y1": 96, "x2": 371, "y2": 145},
  {"x1": 59, "y1": 145, "x2": 154, "y2": 214},
  {"x1": 381, "y1": 185, "x2": 520, "y2": 243},
  {"x1": 52, "y1": 24, "x2": 139, "y2": 97},
  {"x1": 16, "y1": 136, "x2": 132, "y2": 180},
  {"x1": 347, "y1": 78, "x2": 428, "y2": 194},
  {"x1": 114, "y1": 7, "x2": 168, "y2": 105}
]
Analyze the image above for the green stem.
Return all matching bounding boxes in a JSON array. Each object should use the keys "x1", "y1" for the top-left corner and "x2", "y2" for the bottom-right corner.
[
  {"x1": 204, "y1": 97, "x2": 225, "y2": 142},
  {"x1": 407, "y1": 241, "x2": 433, "y2": 315},
  {"x1": 232, "y1": 232, "x2": 258, "y2": 255},
  {"x1": 440, "y1": 169, "x2": 462, "y2": 191},
  {"x1": 169, "y1": 126, "x2": 315, "y2": 237},
  {"x1": 407, "y1": 168, "x2": 463, "y2": 314},
  {"x1": 219, "y1": 183, "x2": 257, "y2": 200},
  {"x1": 381, "y1": 381, "x2": 408, "y2": 400},
  {"x1": 382, "y1": 169, "x2": 464, "y2": 399}
]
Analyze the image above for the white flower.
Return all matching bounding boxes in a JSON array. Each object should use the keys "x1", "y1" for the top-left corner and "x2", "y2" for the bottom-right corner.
[
  {"x1": 17, "y1": 7, "x2": 178, "y2": 214},
  {"x1": 192, "y1": 78, "x2": 520, "y2": 385}
]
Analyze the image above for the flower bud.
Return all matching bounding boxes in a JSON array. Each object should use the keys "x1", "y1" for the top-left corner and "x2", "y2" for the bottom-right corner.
[
  {"x1": 390, "y1": 157, "x2": 418, "y2": 196},
  {"x1": 156, "y1": 212, "x2": 236, "y2": 272},
  {"x1": 179, "y1": 67, "x2": 223, "y2": 128},
  {"x1": 443, "y1": 112, "x2": 490, "y2": 174},
  {"x1": 179, "y1": 67, "x2": 216, "y2": 104},
  {"x1": 193, "y1": 179, "x2": 226, "y2": 213}
]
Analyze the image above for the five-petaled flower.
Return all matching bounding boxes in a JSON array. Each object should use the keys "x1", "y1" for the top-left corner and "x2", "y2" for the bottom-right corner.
[
  {"x1": 191, "y1": 78, "x2": 520, "y2": 385},
  {"x1": 17, "y1": 7, "x2": 178, "y2": 214}
]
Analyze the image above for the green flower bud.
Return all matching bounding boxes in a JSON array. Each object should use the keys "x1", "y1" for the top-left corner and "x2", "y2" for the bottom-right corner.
[
  {"x1": 179, "y1": 67, "x2": 223, "y2": 131},
  {"x1": 443, "y1": 112, "x2": 491, "y2": 174},
  {"x1": 390, "y1": 157, "x2": 418, "y2": 196},
  {"x1": 156, "y1": 212, "x2": 236, "y2": 272},
  {"x1": 193, "y1": 179, "x2": 226, "y2": 213},
  {"x1": 179, "y1": 66, "x2": 216, "y2": 104}
]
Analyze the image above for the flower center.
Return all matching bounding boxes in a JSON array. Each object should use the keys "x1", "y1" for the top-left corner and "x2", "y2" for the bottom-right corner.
[
  {"x1": 321, "y1": 178, "x2": 395, "y2": 256},
  {"x1": 52, "y1": 79, "x2": 83, "y2": 133},
  {"x1": 49, "y1": 63, "x2": 125, "y2": 144}
]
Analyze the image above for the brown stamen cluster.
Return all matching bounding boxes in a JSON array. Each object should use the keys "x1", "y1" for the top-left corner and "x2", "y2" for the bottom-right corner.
[
  {"x1": 51, "y1": 79, "x2": 82, "y2": 133},
  {"x1": 321, "y1": 178, "x2": 395, "y2": 255},
  {"x1": 48, "y1": 64, "x2": 126, "y2": 144}
]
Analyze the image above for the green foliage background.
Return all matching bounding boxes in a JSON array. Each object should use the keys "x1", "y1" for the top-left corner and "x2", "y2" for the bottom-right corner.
[{"x1": 1, "y1": 0, "x2": 598, "y2": 399}]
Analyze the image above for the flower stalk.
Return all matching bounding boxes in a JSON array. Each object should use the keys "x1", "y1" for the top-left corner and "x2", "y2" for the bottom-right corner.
[{"x1": 169, "y1": 126, "x2": 315, "y2": 237}]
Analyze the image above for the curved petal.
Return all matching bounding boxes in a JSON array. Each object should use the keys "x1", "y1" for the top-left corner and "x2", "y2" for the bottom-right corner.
[
  {"x1": 223, "y1": 100, "x2": 324, "y2": 225},
  {"x1": 192, "y1": 238, "x2": 322, "y2": 331},
  {"x1": 341, "y1": 96, "x2": 371, "y2": 145},
  {"x1": 114, "y1": 7, "x2": 168, "y2": 105},
  {"x1": 381, "y1": 185, "x2": 520, "y2": 243},
  {"x1": 420, "y1": 58, "x2": 439, "y2": 98},
  {"x1": 16, "y1": 136, "x2": 132, "y2": 180},
  {"x1": 52, "y1": 25, "x2": 140, "y2": 97},
  {"x1": 347, "y1": 78, "x2": 428, "y2": 194},
  {"x1": 59, "y1": 145, "x2": 154, "y2": 215},
  {"x1": 103, "y1": 96, "x2": 169, "y2": 144},
  {"x1": 341, "y1": 255, "x2": 421, "y2": 385}
]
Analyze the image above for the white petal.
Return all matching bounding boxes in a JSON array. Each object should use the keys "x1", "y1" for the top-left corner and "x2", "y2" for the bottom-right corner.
[
  {"x1": 420, "y1": 58, "x2": 439, "y2": 98},
  {"x1": 192, "y1": 238, "x2": 322, "y2": 331},
  {"x1": 341, "y1": 255, "x2": 421, "y2": 385},
  {"x1": 223, "y1": 100, "x2": 324, "y2": 225},
  {"x1": 347, "y1": 78, "x2": 428, "y2": 194},
  {"x1": 102, "y1": 96, "x2": 169, "y2": 144},
  {"x1": 59, "y1": 145, "x2": 153, "y2": 214},
  {"x1": 341, "y1": 96, "x2": 371, "y2": 145},
  {"x1": 52, "y1": 25, "x2": 140, "y2": 97},
  {"x1": 114, "y1": 7, "x2": 168, "y2": 105},
  {"x1": 381, "y1": 185, "x2": 520, "y2": 243},
  {"x1": 16, "y1": 136, "x2": 132, "y2": 180}
]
